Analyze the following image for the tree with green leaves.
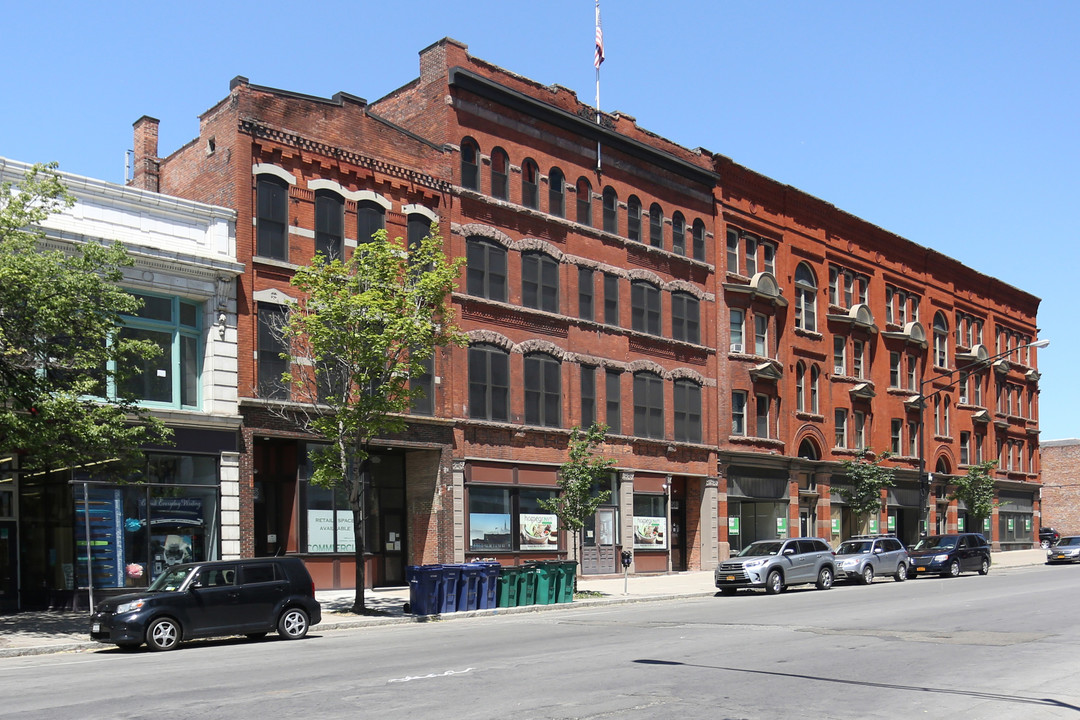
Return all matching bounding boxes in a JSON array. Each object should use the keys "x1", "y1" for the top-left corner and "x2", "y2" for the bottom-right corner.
[
  {"x1": 0, "y1": 163, "x2": 169, "y2": 475},
  {"x1": 948, "y1": 460, "x2": 999, "y2": 533},
  {"x1": 838, "y1": 449, "x2": 895, "y2": 535},
  {"x1": 278, "y1": 226, "x2": 464, "y2": 612},
  {"x1": 539, "y1": 423, "x2": 615, "y2": 585}
]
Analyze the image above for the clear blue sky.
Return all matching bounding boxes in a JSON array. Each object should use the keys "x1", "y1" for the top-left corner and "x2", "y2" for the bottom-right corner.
[{"x1": 4, "y1": 1, "x2": 1077, "y2": 439}]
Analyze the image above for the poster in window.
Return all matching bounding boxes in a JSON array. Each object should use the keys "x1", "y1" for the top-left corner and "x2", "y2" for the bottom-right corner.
[
  {"x1": 633, "y1": 516, "x2": 667, "y2": 549},
  {"x1": 307, "y1": 510, "x2": 355, "y2": 552},
  {"x1": 728, "y1": 517, "x2": 740, "y2": 536},
  {"x1": 470, "y1": 513, "x2": 512, "y2": 551},
  {"x1": 520, "y1": 513, "x2": 558, "y2": 549}
]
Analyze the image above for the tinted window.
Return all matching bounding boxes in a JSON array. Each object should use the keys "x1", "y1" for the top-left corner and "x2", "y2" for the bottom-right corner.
[{"x1": 242, "y1": 564, "x2": 278, "y2": 584}]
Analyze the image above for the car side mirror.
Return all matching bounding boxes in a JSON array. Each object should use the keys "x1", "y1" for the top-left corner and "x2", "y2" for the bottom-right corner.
[
  {"x1": 873, "y1": 547, "x2": 882, "y2": 554},
  {"x1": 783, "y1": 548, "x2": 795, "y2": 555}
]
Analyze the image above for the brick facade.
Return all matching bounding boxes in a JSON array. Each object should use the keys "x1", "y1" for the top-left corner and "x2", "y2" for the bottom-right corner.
[
  {"x1": 1040, "y1": 440, "x2": 1080, "y2": 535},
  {"x1": 139, "y1": 38, "x2": 1044, "y2": 590}
]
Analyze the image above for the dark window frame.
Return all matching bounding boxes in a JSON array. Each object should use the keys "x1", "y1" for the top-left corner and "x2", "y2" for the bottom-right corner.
[
  {"x1": 631, "y1": 280, "x2": 662, "y2": 336},
  {"x1": 468, "y1": 344, "x2": 510, "y2": 422},
  {"x1": 466, "y1": 237, "x2": 508, "y2": 302},
  {"x1": 256, "y1": 176, "x2": 289, "y2": 260},
  {"x1": 522, "y1": 251, "x2": 560, "y2": 313},
  {"x1": 633, "y1": 371, "x2": 665, "y2": 440},
  {"x1": 524, "y1": 353, "x2": 562, "y2": 428}
]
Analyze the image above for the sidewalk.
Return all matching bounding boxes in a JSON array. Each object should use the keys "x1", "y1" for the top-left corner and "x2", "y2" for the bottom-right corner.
[{"x1": 0, "y1": 549, "x2": 1047, "y2": 658}]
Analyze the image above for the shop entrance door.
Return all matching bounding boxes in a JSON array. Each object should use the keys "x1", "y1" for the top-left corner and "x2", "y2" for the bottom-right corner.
[
  {"x1": 0, "y1": 520, "x2": 16, "y2": 611},
  {"x1": 581, "y1": 507, "x2": 617, "y2": 574},
  {"x1": 379, "y1": 511, "x2": 406, "y2": 587}
]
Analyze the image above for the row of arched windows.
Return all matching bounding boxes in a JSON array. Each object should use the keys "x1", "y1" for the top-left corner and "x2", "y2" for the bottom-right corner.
[
  {"x1": 461, "y1": 137, "x2": 707, "y2": 261},
  {"x1": 467, "y1": 343, "x2": 702, "y2": 442}
]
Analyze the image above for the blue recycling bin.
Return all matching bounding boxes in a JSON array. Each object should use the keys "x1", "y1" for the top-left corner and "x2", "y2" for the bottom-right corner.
[
  {"x1": 476, "y1": 562, "x2": 501, "y2": 610},
  {"x1": 456, "y1": 563, "x2": 484, "y2": 612},
  {"x1": 438, "y1": 565, "x2": 461, "y2": 614},
  {"x1": 406, "y1": 565, "x2": 443, "y2": 616}
]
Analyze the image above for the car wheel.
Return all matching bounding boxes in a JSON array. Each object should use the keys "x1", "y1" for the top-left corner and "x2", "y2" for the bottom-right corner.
[
  {"x1": 146, "y1": 617, "x2": 181, "y2": 652},
  {"x1": 944, "y1": 560, "x2": 960, "y2": 578},
  {"x1": 816, "y1": 566, "x2": 834, "y2": 590},
  {"x1": 246, "y1": 632, "x2": 268, "y2": 641},
  {"x1": 894, "y1": 563, "x2": 907, "y2": 582},
  {"x1": 860, "y1": 566, "x2": 874, "y2": 585},
  {"x1": 978, "y1": 558, "x2": 990, "y2": 575},
  {"x1": 765, "y1": 570, "x2": 783, "y2": 595},
  {"x1": 278, "y1": 608, "x2": 310, "y2": 640},
  {"x1": 1042, "y1": 539, "x2": 1051, "y2": 549}
]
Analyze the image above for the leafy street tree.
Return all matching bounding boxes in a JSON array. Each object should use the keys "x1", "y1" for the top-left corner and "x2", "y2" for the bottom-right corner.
[
  {"x1": 539, "y1": 423, "x2": 615, "y2": 586},
  {"x1": 948, "y1": 460, "x2": 999, "y2": 534},
  {"x1": 278, "y1": 226, "x2": 464, "y2": 613},
  {"x1": 837, "y1": 449, "x2": 895, "y2": 535},
  {"x1": 0, "y1": 163, "x2": 169, "y2": 475}
]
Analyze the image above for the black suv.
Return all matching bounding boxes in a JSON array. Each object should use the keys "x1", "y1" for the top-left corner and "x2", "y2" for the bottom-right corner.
[
  {"x1": 90, "y1": 557, "x2": 321, "y2": 651},
  {"x1": 1040, "y1": 527, "x2": 1061, "y2": 548},
  {"x1": 908, "y1": 533, "x2": 991, "y2": 578}
]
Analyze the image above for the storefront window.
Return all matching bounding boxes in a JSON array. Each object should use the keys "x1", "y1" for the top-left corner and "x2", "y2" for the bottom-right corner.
[
  {"x1": 633, "y1": 494, "x2": 667, "y2": 549},
  {"x1": 468, "y1": 486, "x2": 558, "y2": 552}
]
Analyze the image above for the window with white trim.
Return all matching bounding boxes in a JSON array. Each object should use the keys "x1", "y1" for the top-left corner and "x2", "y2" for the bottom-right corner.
[
  {"x1": 732, "y1": 390, "x2": 747, "y2": 436},
  {"x1": 794, "y1": 263, "x2": 817, "y2": 332}
]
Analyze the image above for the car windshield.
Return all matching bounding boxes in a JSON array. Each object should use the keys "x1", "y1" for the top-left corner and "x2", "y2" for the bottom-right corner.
[
  {"x1": 1059, "y1": 537, "x2": 1080, "y2": 547},
  {"x1": 738, "y1": 542, "x2": 783, "y2": 557},
  {"x1": 912, "y1": 536, "x2": 956, "y2": 552},
  {"x1": 148, "y1": 566, "x2": 196, "y2": 592},
  {"x1": 837, "y1": 541, "x2": 872, "y2": 555}
]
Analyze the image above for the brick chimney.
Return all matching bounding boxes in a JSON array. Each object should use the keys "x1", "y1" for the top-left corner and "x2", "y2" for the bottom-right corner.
[{"x1": 131, "y1": 115, "x2": 160, "y2": 192}]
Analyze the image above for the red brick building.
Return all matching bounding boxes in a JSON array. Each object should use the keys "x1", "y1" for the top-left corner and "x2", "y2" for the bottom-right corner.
[
  {"x1": 1040, "y1": 440, "x2": 1080, "y2": 536},
  {"x1": 135, "y1": 38, "x2": 1044, "y2": 589}
]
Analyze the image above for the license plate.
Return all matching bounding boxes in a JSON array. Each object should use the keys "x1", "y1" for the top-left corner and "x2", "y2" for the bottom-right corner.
[
  {"x1": 92, "y1": 623, "x2": 100, "y2": 633},
  {"x1": 726, "y1": 575, "x2": 735, "y2": 581},
  {"x1": 1057, "y1": 554, "x2": 1066, "y2": 559},
  {"x1": 916, "y1": 567, "x2": 926, "y2": 572}
]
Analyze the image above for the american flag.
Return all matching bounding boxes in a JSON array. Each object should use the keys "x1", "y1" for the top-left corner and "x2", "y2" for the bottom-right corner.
[{"x1": 594, "y1": 1, "x2": 605, "y2": 69}]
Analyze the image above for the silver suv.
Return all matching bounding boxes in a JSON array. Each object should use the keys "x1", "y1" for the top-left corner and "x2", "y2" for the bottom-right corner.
[
  {"x1": 834, "y1": 535, "x2": 910, "y2": 584},
  {"x1": 715, "y1": 538, "x2": 836, "y2": 595}
]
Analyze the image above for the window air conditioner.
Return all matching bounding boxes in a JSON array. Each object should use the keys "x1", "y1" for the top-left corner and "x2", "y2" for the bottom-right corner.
[
  {"x1": 834, "y1": 365, "x2": 845, "y2": 376},
  {"x1": 959, "y1": 396, "x2": 968, "y2": 405},
  {"x1": 730, "y1": 343, "x2": 743, "y2": 353}
]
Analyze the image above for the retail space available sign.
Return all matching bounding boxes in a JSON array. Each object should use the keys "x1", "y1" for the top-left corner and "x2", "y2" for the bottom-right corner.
[{"x1": 307, "y1": 510, "x2": 354, "y2": 552}]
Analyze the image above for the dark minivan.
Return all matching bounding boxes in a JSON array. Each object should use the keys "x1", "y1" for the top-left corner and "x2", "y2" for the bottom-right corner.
[
  {"x1": 90, "y1": 557, "x2": 321, "y2": 651},
  {"x1": 908, "y1": 533, "x2": 991, "y2": 578}
]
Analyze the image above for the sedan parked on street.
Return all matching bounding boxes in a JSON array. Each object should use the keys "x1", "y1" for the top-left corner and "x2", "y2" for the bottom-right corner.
[
  {"x1": 908, "y1": 533, "x2": 991, "y2": 578},
  {"x1": 1046, "y1": 536, "x2": 1080, "y2": 564},
  {"x1": 834, "y1": 535, "x2": 910, "y2": 584}
]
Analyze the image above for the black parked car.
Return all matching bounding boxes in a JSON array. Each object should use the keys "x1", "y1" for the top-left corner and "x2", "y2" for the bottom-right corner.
[
  {"x1": 908, "y1": 533, "x2": 991, "y2": 578},
  {"x1": 1040, "y1": 527, "x2": 1061, "y2": 549},
  {"x1": 90, "y1": 557, "x2": 321, "y2": 651}
]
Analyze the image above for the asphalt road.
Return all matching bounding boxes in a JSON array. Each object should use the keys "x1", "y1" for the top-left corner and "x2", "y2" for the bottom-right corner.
[{"x1": 2, "y1": 563, "x2": 1078, "y2": 719}]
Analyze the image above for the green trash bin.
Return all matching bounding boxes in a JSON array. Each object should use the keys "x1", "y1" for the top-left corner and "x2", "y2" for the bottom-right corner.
[
  {"x1": 554, "y1": 560, "x2": 577, "y2": 603},
  {"x1": 531, "y1": 562, "x2": 557, "y2": 605},
  {"x1": 497, "y1": 565, "x2": 520, "y2": 608},
  {"x1": 516, "y1": 564, "x2": 537, "y2": 606}
]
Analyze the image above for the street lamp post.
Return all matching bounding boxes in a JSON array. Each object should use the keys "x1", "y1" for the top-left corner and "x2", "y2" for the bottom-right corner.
[{"x1": 916, "y1": 338, "x2": 1049, "y2": 538}]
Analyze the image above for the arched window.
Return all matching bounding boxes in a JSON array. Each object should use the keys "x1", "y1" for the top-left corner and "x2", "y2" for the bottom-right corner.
[
  {"x1": 671, "y1": 211, "x2": 686, "y2": 255},
  {"x1": 576, "y1": 177, "x2": 593, "y2": 226},
  {"x1": 548, "y1": 167, "x2": 565, "y2": 218},
  {"x1": 673, "y1": 379, "x2": 702, "y2": 443},
  {"x1": 466, "y1": 237, "x2": 507, "y2": 302},
  {"x1": 256, "y1": 175, "x2": 289, "y2": 260},
  {"x1": 468, "y1": 344, "x2": 509, "y2": 421},
  {"x1": 314, "y1": 190, "x2": 344, "y2": 260},
  {"x1": 524, "y1": 353, "x2": 562, "y2": 427},
  {"x1": 649, "y1": 203, "x2": 663, "y2": 248},
  {"x1": 671, "y1": 292, "x2": 699, "y2": 344},
  {"x1": 521, "y1": 158, "x2": 539, "y2": 209},
  {"x1": 627, "y1": 195, "x2": 642, "y2": 242},
  {"x1": 933, "y1": 311, "x2": 949, "y2": 368},
  {"x1": 602, "y1": 186, "x2": 618, "y2": 234},
  {"x1": 691, "y1": 219, "x2": 706, "y2": 261},
  {"x1": 794, "y1": 263, "x2": 818, "y2": 332},
  {"x1": 522, "y1": 251, "x2": 560, "y2": 313},
  {"x1": 460, "y1": 137, "x2": 480, "y2": 191},
  {"x1": 490, "y1": 147, "x2": 509, "y2": 200},
  {"x1": 633, "y1": 371, "x2": 665, "y2": 439},
  {"x1": 631, "y1": 280, "x2": 661, "y2": 336},
  {"x1": 356, "y1": 200, "x2": 385, "y2": 244}
]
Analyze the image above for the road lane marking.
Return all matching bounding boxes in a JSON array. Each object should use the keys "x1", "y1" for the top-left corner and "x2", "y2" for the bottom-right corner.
[{"x1": 388, "y1": 668, "x2": 474, "y2": 683}]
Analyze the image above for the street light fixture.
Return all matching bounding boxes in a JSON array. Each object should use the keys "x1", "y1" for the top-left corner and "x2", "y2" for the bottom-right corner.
[{"x1": 916, "y1": 338, "x2": 1049, "y2": 537}]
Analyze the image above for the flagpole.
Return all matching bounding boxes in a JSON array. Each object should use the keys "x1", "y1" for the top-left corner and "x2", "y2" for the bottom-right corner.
[{"x1": 594, "y1": 0, "x2": 604, "y2": 173}]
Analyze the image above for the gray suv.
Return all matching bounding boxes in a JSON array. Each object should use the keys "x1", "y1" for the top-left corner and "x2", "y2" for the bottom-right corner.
[
  {"x1": 834, "y1": 535, "x2": 910, "y2": 584},
  {"x1": 715, "y1": 538, "x2": 836, "y2": 595}
]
